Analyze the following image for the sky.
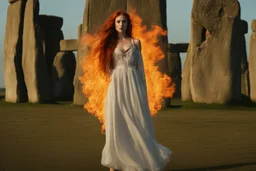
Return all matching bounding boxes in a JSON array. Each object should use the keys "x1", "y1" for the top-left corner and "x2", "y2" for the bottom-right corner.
[{"x1": 0, "y1": 0, "x2": 256, "y2": 88}]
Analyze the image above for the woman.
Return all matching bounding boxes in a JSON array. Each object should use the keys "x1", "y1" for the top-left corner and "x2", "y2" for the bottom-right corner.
[{"x1": 95, "y1": 10, "x2": 172, "y2": 171}]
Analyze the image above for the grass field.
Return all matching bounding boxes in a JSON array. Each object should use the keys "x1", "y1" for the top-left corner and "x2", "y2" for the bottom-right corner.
[{"x1": 0, "y1": 89, "x2": 256, "y2": 171}]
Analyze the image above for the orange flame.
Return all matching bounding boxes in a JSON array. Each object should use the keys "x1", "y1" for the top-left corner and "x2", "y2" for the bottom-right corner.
[{"x1": 79, "y1": 11, "x2": 175, "y2": 133}]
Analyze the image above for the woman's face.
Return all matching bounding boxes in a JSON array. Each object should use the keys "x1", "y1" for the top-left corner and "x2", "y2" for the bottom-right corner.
[{"x1": 115, "y1": 15, "x2": 128, "y2": 33}]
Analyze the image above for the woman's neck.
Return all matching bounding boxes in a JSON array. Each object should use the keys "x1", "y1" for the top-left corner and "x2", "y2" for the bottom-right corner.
[{"x1": 117, "y1": 32, "x2": 128, "y2": 40}]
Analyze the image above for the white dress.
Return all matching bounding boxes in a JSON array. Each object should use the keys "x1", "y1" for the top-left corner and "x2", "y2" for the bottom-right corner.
[{"x1": 101, "y1": 39, "x2": 172, "y2": 171}]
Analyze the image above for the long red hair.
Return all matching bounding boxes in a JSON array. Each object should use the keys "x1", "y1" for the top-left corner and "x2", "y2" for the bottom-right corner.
[{"x1": 93, "y1": 10, "x2": 133, "y2": 75}]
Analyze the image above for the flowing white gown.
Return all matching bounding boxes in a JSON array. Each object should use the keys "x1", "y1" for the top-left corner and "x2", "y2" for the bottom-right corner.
[{"x1": 101, "y1": 39, "x2": 172, "y2": 171}]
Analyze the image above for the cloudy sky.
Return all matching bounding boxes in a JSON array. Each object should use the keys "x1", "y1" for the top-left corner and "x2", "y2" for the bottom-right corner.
[{"x1": 0, "y1": 0, "x2": 255, "y2": 88}]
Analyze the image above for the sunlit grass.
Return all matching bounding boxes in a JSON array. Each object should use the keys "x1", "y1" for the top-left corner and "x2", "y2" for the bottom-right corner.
[{"x1": 1, "y1": 88, "x2": 256, "y2": 111}]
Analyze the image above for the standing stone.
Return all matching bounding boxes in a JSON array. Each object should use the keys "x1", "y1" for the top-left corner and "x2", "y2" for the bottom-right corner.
[
  {"x1": 22, "y1": 0, "x2": 52, "y2": 103},
  {"x1": 181, "y1": 16, "x2": 198, "y2": 101},
  {"x1": 38, "y1": 15, "x2": 63, "y2": 30},
  {"x1": 38, "y1": 15, "x2": 64, "y2": 75},
  {"x1": 240, "y1": 20, "x2": 250, "y2": 98},
  {"x1": 86, "y1": 0, "x2": 127, "y2": 33},
  {"x1": 167, "y1": 50, "x2": 181, "y2": 98},
  {"x1": 127, "y1": 0, "x2": 169, "y2": 79},
  {"x1": 252, "y1": 19, "x2": 256, "y2": 32},
  {"x1": 249, "y1": 19, "x2": 256, "y2": 102},
  {"x1": 60, "y1": 39, "x2": 78, "y2": 52},
  {"x1": 52, "y1": 52, "x2": 76, "y2": 101},
  {"x1": 38, "y1": 15, "x2": 64, "y2": 100},
  {"x1": 74, "y1": 25, "x2": 86, "y2": 105},
  {"x1": 78, "y1": 24, "x2": 83, "y2": 39},
  {"x1": 188, "y1": 0, "x2": 241, "y2": 104},
  {"x1": 9, "y1": 0, "x2": 18, "y2": 3},
  {"x1": 4, "y1": 0, "x2": 28, "y2": 103},
  {"x1": 241, "y1": 68, "x2": 250, "y2": 98},
  {"x1": 44, "y1": 30, "x2": 64, "y2": 74}
]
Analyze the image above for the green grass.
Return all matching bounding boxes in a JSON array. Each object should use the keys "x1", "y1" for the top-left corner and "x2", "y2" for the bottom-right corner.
[
  {"x1": 1, "y1": 101, "x2": 256, "y2": 171},
  {"x1": 0, "y1": 89, "x2": 256, "y2": 111},
  {"x1": 0, "y1": 88, "x2": 78, "y2": 108},
  {"x1": 1, "y1": 89, "x2": 256, "y2": 111},
  {"x1": 1, "y1": 88, "x2": 256, "y2": 170},
  {"x1": 169, "y1": 98, "x2": 256, "y2": 111}
]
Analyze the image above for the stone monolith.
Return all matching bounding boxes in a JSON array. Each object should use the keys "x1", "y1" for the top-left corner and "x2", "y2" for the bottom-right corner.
[
  {"x1": 52, "y1": 52, "x2": 76, "y2": 101},
  {"x1": 184, "y1": 0, "x2": 242, "y2": 104},
  {"x1": 4, "y1": 0, "x2": 28, "y2": 103},
  {"x1": 249, "y1": 19, "x2": 256, "y2": 102},
  {"x1": 22, "y1": 0, "x2": 52, "y2": 103},
  {"x1": 167, "y1": 51, "x2": 181, "y2": 98}
]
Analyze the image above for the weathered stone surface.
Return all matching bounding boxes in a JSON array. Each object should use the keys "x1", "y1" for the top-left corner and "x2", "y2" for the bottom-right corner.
[
  {"x1": 168, "y1": 43, "x2": 189, "y2": 53},
  {"x1": 38, "y1": 15, "x2": 63, "y2": 30},
  {"x1": 240, "y1": 19, "x2": 248, "y2": 34},
  {"x1": 127, "y1": 0, "x2": 169, "y2": 75},
  {"x1": 60, "y1": 39, "x2": 78, "y2": 52},
  {"x1": 41, "y1": 29, "x2": 64, "y2": 98},
  {"x1": 167, "y1": 52, "x2": 181, "y2": 98},
  {"x1": 249, "y1": 32, "x2": 256, "y2": 102},
  {"x1": 241, "y1": 69, "x2": 250, "y2": 97},
  {"x1": 185, "y1": 0, "x2": 242, "y2": 104},
  {"x1": 38, "y1": 16, "x2": 64, "y2": 98},
  {"x1": 4, "y1": 0, "x2": 28, "y2": 103},
  {"x1": 251, "y1": 19, "x2": 256, "y2": 32},
  {"x1": 85, "y1": 0, "x2": 127, "y2": 33},
  {"x1": 9, "y1": 0, "x2": 18, "y2": 3},
  {"x1": 78, "y1": 24, "x2": 83, "y2": 39},
  {"x1": 44, "y1": 30, "x2": 64, "y2": 75},
  {"x1": 22, "y1": 0, "x2": 52, "y2": 103},
  {"x1": 181, "y1": 17, "x2": 197, "y2": 101},
  {"x1": 240, "y1": 20, "x2": 250, "y2": 97},
  {"x1": 127, "y1": 0, "x2": 166, "y2": 29},
  {"x1": 73, "y1": 50, "x2": 87, "y2": 105},
  {"x1": 74, "y1": 27, "x2": 87, "y2": 105},
  {"x1": 52, "y1": 52, "x2": 76, "y2": 101}
]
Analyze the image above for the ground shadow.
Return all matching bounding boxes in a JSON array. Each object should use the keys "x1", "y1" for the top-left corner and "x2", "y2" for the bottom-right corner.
[
  {"x1": 169, "y1": 97, "x2": 256, "y2": 110},
  {"x1": 0, "y1": 88, "x2": 5, "y2": 102},
  {"x1": 0, "y1": 88, "x2": 73, "y2": 105},
  {"x1": 170, "y1": 162, "x2": 256, "y2": 171},
  {"x1": 0, "y1": 95, "x2": 4, "y2": 101},
  {"x1": 168, "y1": 104, "x2": 183, "y2": 109}
]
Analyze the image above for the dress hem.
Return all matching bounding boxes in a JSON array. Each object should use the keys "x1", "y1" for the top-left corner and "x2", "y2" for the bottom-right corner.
[{"x1": 101, "y1": 151, "x2": 171, "y2": 171}]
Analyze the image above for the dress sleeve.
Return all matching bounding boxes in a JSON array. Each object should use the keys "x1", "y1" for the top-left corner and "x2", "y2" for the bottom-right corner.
[{"x1": 137, "y1": 50, "x2": 147, "y2": 92}]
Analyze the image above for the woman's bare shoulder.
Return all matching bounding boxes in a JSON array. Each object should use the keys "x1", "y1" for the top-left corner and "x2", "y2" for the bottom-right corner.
[{"x1": 133, "y1": 38, "x2": 141, "y2": 50}]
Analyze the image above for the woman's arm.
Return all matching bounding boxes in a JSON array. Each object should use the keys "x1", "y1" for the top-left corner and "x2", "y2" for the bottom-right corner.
[
  {"x1": 134, "y1": 39, "x2": 141, "y2": 50},
  {"x1": 135, "y1": 39, "x2": 148, "y2": 94}
]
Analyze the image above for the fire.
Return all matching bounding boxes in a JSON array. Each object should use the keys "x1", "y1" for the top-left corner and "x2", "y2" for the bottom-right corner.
[
  {"x1": 129, "y1": 10, "x2": 175, "y2": 114},
  {"x1": 79, "y1": 11, "x2": 175, "y2": 133}
]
